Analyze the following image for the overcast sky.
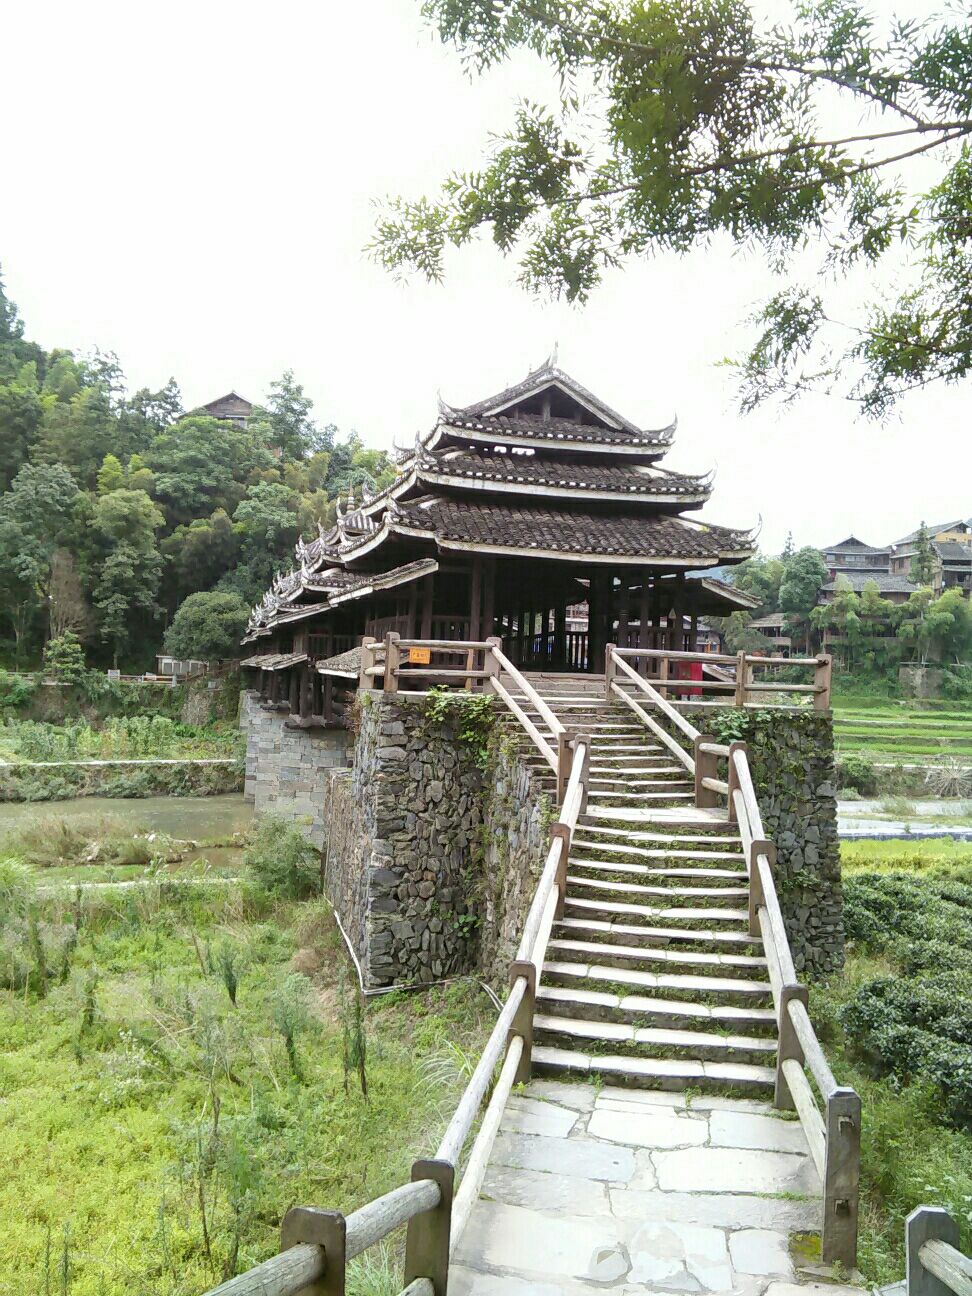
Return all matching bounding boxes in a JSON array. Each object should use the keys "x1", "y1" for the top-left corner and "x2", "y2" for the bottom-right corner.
[{"x1": 4, "y1": 0, "x2": 967, "y2": 553}]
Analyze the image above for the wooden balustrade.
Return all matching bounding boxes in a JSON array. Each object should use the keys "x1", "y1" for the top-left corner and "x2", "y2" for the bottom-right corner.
[
  {"x1": 200, "y1": 676, "x2": 592, "y2": 1296},
  {"x1": 609, "y1": 645, "x2": 832, "y2": 710},
  {"x1": 604, "y1": 643, "x2": 858, "y2": 1269},
  {"x1": 907, "y1": 1208, "x2": 972, "y2": 1296}
]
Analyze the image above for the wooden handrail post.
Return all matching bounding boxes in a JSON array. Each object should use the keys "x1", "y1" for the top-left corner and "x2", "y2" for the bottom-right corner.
[
  {"x1": 557, "y1": 731, "x2": 573, "y2": 804},
  {"x1": 734, "y1": 650, "x2": 749, "y2": 707},
  {"x1": 658, "y1": 653, "x2": 670, "y2": 700},
  {"x1": 726, "y1": 741, "x2": 747, "y2": 822},
  {"x1": 774, "y1": 982, "x2": 809, "y2": 1111},
  {"x1": 358, "y1": 636, "x2": 377, "y2": 691},
  {"x1": 604, "y1": 642, "x2": 616, "y2": 701},
  {"x1": 280, "y1": 1205, "x2": 346, "y2": 1295},
  {"x1": 822, "y1": 1087, "x2": 861, "y2": 1270},
  {"x1": 577, "y1": 732, "x2": 592, "y2": 813},
  {"x1": 508, "y1": 960, "x2": 536, "y2": 1083},
  {"x1": 550, "y1": 822, "x2": 571, "y2": 919},
  {"x1": 907, "y1": 1207, "x2": 960, "y2": 1296},
  {"x1": 383, "y1": 632, "x2": 401, "y2": 694},
  {"x1": 404, "y1": 1159, "x2": 454, "y2": 1296},
  {"x1": 484, "y1": 636, "x2": 502, "y2": 683},
  {"x1": 814, "y1": 653, "x2": 833, "y2": 710},
  {"x1": 694, "y1": 734, "x2": 719, "y2": 808}
]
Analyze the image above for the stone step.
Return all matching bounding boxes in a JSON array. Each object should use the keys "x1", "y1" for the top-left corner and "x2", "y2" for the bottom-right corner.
[
  {"x1": 572, "y1": 840, "x2": 744, "y2": 864},
  {"x1": 543, "y1": 958, "x2": 774, "y2": 1005},
  {"x1": 588, "y1": 778, "x2": 695, "y2": 790},
  {"x1": 554, "y1": 917, "x2": 759, "y2": 958},
  {"x1": 576, "y1": 825, "x2": 741, "y2": 846},
  {"x1": 568, "y1": 860, "x2": 748, "y2": 885},
  {"x1": 536, "y1": 983, "x2": 778, "y2": 1034},
  {"x1": 562, "y1": 881, "x2": 751, "y2": 922},
  {"x1": 589, "y1": 766, "x2": 685, "y2": 778},
  {"x1": 565, "y1": 874, "x2": 749, "y2": 907},
  {"x1": 547, "y1": 937, "x2": 768, "y2": 978},
  {"x1": 531, "y1": 1044, "x2": 776, "y2": 1092},
  {"x1": 587, "y1": 790, "x2": 696, "y2": 803},
  {"x1": 561, "y1": 901, "x2": 761, "y2": 948},
  {"x1": 532, "y1": 1013, "x2": 778, "y2": 1066},
  {"x1": 582, "y1": 806, "x2": 731, "y2": 826}
]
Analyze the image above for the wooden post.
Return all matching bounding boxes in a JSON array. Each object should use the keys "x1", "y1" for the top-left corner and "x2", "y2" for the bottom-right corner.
[
  {"x1": 604, "y1": 642, "x2": 616, "y2": 700},
  {"x1": 694, "y1": 734, "x2": 719, "y2": 809},
  {"x1": 774, "y1": 982, "x2": 809, "y2": 1111},
  {"x1": 550, "y1": 822, "x2": 571, "y2": 919},
  {"x1": 383, "y1": 632, "x2": 401, "y2": 694},
  {"x1": 508, "y1": 959, "x2": 536, "y2": 1083},
  {"x1": 420, "y1": 575, "x2": 434, "y2": 639},
  {"x1": 689, "y1": 611, "x2": 698, "y2": 654},
  {"x1": 638, "y1": 573, "x2": 650, "y2": 676},
  {"x1": 735, "y1": 650, "x2": 749, "y2": 707},
  {"x1": 358, "y1": 636, "x2": 377, "y2": 690},
  {"x1": 288, "y1": 669, "x2": 300, "y2": 714},
  {"x1": 482, "y1": 558, "x2": 496, "y2": 641},
  {"x1": 907, "y1": 1207, "x2": 961, "y2": 1296},
  {"x1": 814, "y1": 653, "x2": 832, "y2": 710},
  {"x1": 404, "y1": 1159, "x2": 454, "y2": 1296},
  {"x1": 557, "y1": 731, "x2": 573, "y2": 804},
  {"x1": 822, "y1": 1087, "x2": 861, "y2": 1270},
  {"x1": 324, "y1": 675, "x2": 334, "y2": 725},
  {"x1": 280, "y1": 1205, "x2": 346, "y2": 1295},
  {"x1": 748, "y1": 838, "x2": 775, "y2": 937},
  {"x1": 484, "y1": 635, "x2": 502, "y2": 683},
  {"x1": 658, "y1": 654, "x2": 670, "y2": 700},
  {"x1": 726, "y1": 741, "x2": 746, "y2": 823}
]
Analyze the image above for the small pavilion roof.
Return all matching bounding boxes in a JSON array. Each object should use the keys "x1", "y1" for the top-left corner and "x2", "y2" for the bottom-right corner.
[
  {"x1": 447, "y1": 360, "x2": 644, "y2": 432},
  {"x1": 434, "y1": 411, "x2": 673, "y2": 453}
]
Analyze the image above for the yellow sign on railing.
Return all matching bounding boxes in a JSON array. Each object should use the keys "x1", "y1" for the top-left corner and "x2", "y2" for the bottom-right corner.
[{"x1": 408, "y1": 646, "x2": 431, "y2": 665}]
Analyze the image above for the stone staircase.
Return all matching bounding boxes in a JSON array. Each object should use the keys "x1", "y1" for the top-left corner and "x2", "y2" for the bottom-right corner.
[{"x1": 509, "y1": 674, "x2": 778, "y2": 1095}]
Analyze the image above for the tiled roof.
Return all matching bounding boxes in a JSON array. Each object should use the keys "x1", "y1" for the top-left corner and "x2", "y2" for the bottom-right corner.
[
  {"x1": 822, "y1": 572, "x2": 916, "y2": 594},
  {"x1": 315, "y1": 646, "x2": 362, "y2": 679},
  {"x1": 419, "y1": 450, "x2": 707, "y2": 498},
  {"x1": 822, "y1": 536, "x2": 890, "y2": 555},
  {"x1": 441, "y1": 411, "x2": 672, "y2": 449},
  {"x1": 450, "y1": 362, "x2": 641, "y2": 432},
  {"x1": 391, "y1": 498, "x2": 752, "y2": 561},
  {"x1": 937, "y1": 540, "x2": 972, "y2": 562}
]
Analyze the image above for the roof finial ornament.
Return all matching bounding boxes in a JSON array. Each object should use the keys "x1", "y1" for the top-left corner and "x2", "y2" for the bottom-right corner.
[{"x1": 549, "y1": 340, "x2": 559, "y2": 369}]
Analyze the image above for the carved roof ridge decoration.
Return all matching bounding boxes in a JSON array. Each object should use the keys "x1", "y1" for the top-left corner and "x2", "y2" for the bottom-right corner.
[{"x1": 448, "y1": 361, "x2": 644, "y2": 432}]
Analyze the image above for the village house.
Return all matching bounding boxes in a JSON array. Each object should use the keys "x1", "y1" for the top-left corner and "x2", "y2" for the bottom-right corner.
[{"x1": 890, "y1": 519, "x2": 972, "y2": 597}]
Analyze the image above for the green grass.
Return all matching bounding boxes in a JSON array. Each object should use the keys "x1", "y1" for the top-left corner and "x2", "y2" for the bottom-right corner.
[
  {"x1": 0, "y1": 880, "x2": 492, "y2": 1296},
  {"x1": 841, "y1": 837, "x2": 972, "y2": 881},
  {"x1": 832, "y1": 699, "x2": 972, "y2": 768}
]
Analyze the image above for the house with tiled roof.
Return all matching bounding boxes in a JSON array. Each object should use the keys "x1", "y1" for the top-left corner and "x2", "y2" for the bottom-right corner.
[
  {"x1": 889, "y1": 519, "x2": 972, "y2": 597},
  {"x1": 820, "y1": 536, "x2": 891, "y2": 582},
  {"x1": 240, "y1": 361, "x2": 755, "y2": 719}
]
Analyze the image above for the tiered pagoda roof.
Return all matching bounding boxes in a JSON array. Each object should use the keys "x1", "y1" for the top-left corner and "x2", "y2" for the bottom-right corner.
[{"x1": 243, "y1": 362, "x2": 755, "y2": 641}]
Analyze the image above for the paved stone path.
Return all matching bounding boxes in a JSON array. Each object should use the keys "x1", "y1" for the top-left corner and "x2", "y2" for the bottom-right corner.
[{"x1": 452, "y1": 1080, "x2": 864, "y2": 1296}]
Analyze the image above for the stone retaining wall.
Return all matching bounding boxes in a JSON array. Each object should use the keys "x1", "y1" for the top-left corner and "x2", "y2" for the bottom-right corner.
[
  {"x1": 239, "y1": 691, "x2": 349, "y2": 847},
  {"x1": 707, "y1": 708, "x2": 843, "y2": 975}
]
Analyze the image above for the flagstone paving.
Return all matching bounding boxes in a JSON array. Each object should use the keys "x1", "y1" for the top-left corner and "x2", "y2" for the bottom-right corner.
[{"x1": 451, "y1": 1080, "x2": 865, "y2": 1296}]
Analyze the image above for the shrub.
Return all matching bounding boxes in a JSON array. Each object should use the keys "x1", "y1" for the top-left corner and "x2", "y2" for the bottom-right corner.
[
  {"x1": 42, "y1": 633, "x2": 86, "y2": 685},
  {"x1": 837, "y1": 753, "x2": 877, "y2": 796},
  {"x1": 243, "y1": 815, "x2": 321, "y2": 899}
]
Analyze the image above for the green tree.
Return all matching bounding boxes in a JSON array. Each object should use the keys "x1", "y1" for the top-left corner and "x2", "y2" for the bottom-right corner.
[
  {"x1": 250, "y1": 370, "x2": 323, "y2": 459},
  {"x1": 0, "y1": 266, "x2": 44, "y2": 379},
  {"x1": 93, "y1": 489, "x2": 165, "y2": 549},
  {"x1": 161, "y1": 509, "x2": 240, "y2": 613},
  {"x1": 42, "y1": 631, "x2": 86, "y2": 684},
  {"x1": 164, "y1": 591, "x2": 249, "y2": 661},
  {"x1": 93, "y1": 544, "x2": 163, "y2": 669},
  {"x1": 375, "y1": 2, "x2": 972, "y2": 416},
  {"x1": 220, "y1": 482, "x2": 301, "y2": 607},
  {"x1": 910, "y1": 521, "x2": 936, "y2": 586},
  {"x1": 96, "y1": 453, "x2": 125, "y2": 494},
  {"x1": 729, "y1": 554, "x2": 785, "y2": 615},
  {"x1": 778, "y1": 547, "x2": 828, "y2": 619},
  {"x1": 147, "y1": 416, "x2": 274, "y2": 526},
  {"x1": 0, "y1": 383, "x2": 43, "y2": 489}
]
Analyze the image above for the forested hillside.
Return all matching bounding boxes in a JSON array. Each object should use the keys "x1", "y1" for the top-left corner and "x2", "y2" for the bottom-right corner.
[{"x1": 0, "y1": 267, "x2": 396, "y2": 671}]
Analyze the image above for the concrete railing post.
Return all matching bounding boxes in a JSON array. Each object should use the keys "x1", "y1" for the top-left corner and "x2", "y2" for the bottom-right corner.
[
  {"x1": 814, "y1": 653, "x2": 833, "y2": 710},
  {"x1": 907, "y1": 1207, "x2": 960, "y2": 1296},
  {"x1": 822, "y1": 1087, "x2": 861, "y2": 1270},
  {"x1": 383, "y1": 632, "x2": 401, "y2": 694},
  {"x1": 404, "y1": 1159, "x2": 454, "y2": 1296},
  {"x1": 604, "y1": 643, "x2": 616, "y2": 700},
  {"x1": 280, "y1": 1205, "x2": 346, "y2": 1295}
]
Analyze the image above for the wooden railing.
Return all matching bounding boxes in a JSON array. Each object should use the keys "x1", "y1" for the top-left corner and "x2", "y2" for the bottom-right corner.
[
  {"x1": 202, "y1": 656, "x2": 592, "y2": 1296},
  {"x1": 606, "y1": 645, "x2": 832, "y2": 710},
  {"x1": 360, "y1": 633, "x2": 575, "y2": 796},
  {"x1": 906, "y1": 1207, "x2": 972, "y2": 1296},
  {"x1": 604, "y1": 643, "x2": 860, "y2": 1269}
]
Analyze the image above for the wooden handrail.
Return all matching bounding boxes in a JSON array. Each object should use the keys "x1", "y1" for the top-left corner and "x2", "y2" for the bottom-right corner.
[
  {"x1": 908, "y1": 1208, "x2": 972, "y2": 1296},
  {"x1": 489, "y1": 676, "x2": 558, "y2": 771},
  {"x1": 620, "y1": 659, "x2": 857, "y2": 1270},
  {"x1": 488, "y1": 643, "x2": 565, "y2": 739},
  {"x1": 610, "y1": 681, "x2": 696, "y2": 773}
]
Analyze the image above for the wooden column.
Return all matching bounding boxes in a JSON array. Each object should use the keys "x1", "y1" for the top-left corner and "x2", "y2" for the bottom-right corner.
[
  {"x1": 420, "y1": 574, "x2": 433, "y2": 638},
  {"x1": 299, "y1": 666, "x2": 312, "y2": 721},
  {"x1": 406, "y1": 581, "x2": 419, "y2": 638},
  {"x1": 288, "y1": 669, "x2": 299, "y2": 713},
  {"x1": 469, "y1": 556, "x2": 482, "y2": 643},
  {"x1": 482, "y1": 558, "x2": 496, "y2": 641},
  {"x1": 554, "y1": 601, "x2": 567, "y2": 670}
]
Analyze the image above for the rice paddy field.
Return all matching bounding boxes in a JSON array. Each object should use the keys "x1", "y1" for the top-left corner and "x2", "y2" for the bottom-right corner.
[{"x1": 832, "y1": 698, "x2": 972, "y2": 766}]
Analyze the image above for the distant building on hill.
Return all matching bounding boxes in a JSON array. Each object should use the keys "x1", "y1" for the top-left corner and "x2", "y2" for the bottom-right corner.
[
  {"x1": 820, "y1": 535, "x2": 891, "y2": 581},
  {"x1": 890, "y1": 519, "x2": 972, "y2": 597},
  {"x1": 199, "y1": 391, "x2": 253, "y2": 428},
  {"x1": 817, "y1": 570, "x2": 917, "y2": 606}
]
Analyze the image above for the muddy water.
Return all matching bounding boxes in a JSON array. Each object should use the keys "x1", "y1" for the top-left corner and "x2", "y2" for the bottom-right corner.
[{"x1": 0, "y1": 793, "x2": 254, "y2": 868}]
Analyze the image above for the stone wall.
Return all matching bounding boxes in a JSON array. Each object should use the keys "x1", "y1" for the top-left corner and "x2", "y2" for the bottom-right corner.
[
  {"x1": 707, "y1": 708, "x2": 843, "y2": 976},
  {"x1": 239, "y1": 691, "x2": 349, "y2": 847},
  {"x1": 320, "y1": 695, "x2": 552, "y2": 991}
]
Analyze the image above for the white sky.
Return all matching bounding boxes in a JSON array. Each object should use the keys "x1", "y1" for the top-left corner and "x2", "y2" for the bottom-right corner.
[{"x1": 3, "y1": 0, "x2": 968, "y2": 553}]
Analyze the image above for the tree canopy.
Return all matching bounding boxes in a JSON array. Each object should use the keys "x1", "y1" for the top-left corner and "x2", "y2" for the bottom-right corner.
[
  {"x1": 163, "y1": 591, "x2": 251, "y2": 661},
  {"x1": 0, "y1": 264, "x2": 397, "y2": 671},
  {"x1": 373, "y1": 1, "x2": 972, "y2": 416}
]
